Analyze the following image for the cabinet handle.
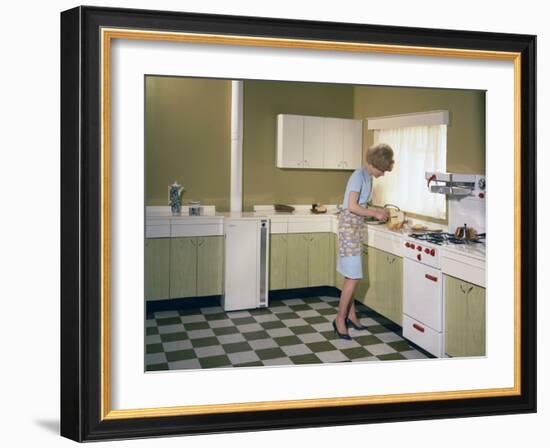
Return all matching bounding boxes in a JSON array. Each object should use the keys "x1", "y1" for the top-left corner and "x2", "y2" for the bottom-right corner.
[
  {"x1": 413, "y1": 323, "x2": 425, "y2": 333},
  {"x1": 197, "y1": 238, "x2": 204, "y2": 247},
  {"x1": 387, "y1": 256, "x2": 396, "y2": 264},
  {"x1": 460, "y1": 284, "x2": 473, "y2": 294},
  {"x1": 190, "y1": 239, "x2": 197, "y2": 247},
  {"x1": 425, "y1": 274, "x2": 438, "y2": 282}
]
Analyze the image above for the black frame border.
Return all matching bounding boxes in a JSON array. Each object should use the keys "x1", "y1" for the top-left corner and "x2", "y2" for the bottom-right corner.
[{"x1": 60, "y1": 5, "x2": 536, "y2": 442}]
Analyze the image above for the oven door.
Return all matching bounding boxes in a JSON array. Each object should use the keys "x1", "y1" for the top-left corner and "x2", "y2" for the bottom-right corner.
[{"x1": 403, "y1": 258, "x2": 443, "y2": 331}]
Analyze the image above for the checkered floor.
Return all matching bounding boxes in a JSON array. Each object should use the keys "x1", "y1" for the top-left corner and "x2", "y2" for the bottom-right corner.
[{"x1": 145, "y1": 296, "x2": 430, "y2": 371}]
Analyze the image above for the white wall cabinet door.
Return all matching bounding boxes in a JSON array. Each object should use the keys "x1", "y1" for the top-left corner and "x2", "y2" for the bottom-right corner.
[
  {"x1": 277, "y1": 114, "x2": 304, "y2": 168},
  {"x1": 303, "y1": 116, "x2": 324, "y2": 168},
  {"x1": 343, "y1": 119, "x2": 363, "y2": 169},
  {"x1": 323, "y1": 117, "x2": 344, "y2": 168}
]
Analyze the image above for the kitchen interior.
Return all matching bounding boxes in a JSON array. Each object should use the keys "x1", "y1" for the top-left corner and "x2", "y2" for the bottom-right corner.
[{"x1": 144, "y1": 76, "x2": 486, "y2": 372}]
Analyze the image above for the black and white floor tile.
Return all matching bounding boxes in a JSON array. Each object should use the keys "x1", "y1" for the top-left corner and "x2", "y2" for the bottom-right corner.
[{"x1": 145, "y1": 296, "x2": 430, "y2": 371}]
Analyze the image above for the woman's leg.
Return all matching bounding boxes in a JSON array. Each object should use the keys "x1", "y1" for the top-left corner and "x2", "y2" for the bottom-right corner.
[
  {"x1": 336, "y1": 277, "x2": 359, "y2": 333},
  {"x1": 347, "y1": 300, "x2": 361, "y2": 325}
]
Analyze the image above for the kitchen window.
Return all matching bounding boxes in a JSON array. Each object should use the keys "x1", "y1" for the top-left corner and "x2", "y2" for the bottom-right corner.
[{"x1": 367, "y1": 111, "x2": 448, "y2": 220}]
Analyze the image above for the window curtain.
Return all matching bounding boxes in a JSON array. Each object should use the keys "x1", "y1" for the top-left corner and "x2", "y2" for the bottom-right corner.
[{"x1": 371, "y1": 124, "x2": 447, "y2": 219}]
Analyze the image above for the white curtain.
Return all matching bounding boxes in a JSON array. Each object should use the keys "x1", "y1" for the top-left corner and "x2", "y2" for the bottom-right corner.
[{"x1": 371, "y1": 124, "x2": 447, "y2": 219}]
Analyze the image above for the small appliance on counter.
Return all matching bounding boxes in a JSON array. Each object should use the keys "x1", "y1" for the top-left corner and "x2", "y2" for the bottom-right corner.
[{"x1": 188, "y1": 201, "x2": 201, "y2": 216}]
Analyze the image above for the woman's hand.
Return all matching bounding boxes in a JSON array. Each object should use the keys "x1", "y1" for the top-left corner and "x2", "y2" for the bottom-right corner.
[{"x1": 372, "y1": 208, "x2": 390, "y2": 222}]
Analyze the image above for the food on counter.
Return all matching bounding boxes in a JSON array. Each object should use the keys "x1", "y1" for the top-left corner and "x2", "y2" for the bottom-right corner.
[
  {"x1": 411, "y1": 223, "x2": 428, "y2": 231},
  {"x1": 311, "y1": 203, "x2": 327, "y2": 214},
  {"x1": 274, "y1": 204, "x2": 295, "y2": 213}
]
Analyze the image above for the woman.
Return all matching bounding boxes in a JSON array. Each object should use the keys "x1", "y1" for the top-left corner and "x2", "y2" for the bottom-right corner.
[{"x1": 333, "y1": 143, "x2": 395, "y2": 340}]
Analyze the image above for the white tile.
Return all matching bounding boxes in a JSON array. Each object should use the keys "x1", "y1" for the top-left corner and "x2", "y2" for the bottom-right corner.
[
  {"x1": 281, "y1": 344, "x2": 312, "y2": 357},
  {"x1": 235, "y1": 323, "x2": 263, "y2": 333},
  {"x1": 297, "y1": 332, "x2": 325, "y2": 343},
  {"x1": 282, "y1": 318, "x2": 307, "y2": 327},
  {"x1": 266, "y1": 327, "x2": 294, "y2": 338},
  {"x1": 208, "y1": 319, "x2": 234, "y2": 328},
  {"x1": 376, "y1": 332, "x2": 404, "y2": 343},
  {"x1": 309, "y1": 301, "x2": 333, "y2": 310},
  {"x1": 281, "y1": 298, "x2": 305, "y2": 306},
  {"x1": 218, "y1": 334, "x2": 246, "y2": 344},
  {"x1": 145, "y1": 319, "x2": 157, "y2": 328},
  {"x1": 227, "y1": 351, "x2": 261, "y2": 365},
  {"x1": 295, "y1": 310, "x2": 318, "y2": 318},
  {"x1": 195, "y1": 345, "x2": 225, "y2": 358},
  {"x1": 163, "y1": 339, "x2": 193, "y2": 352},
  {"x1": 146, "y1": 334, "x2": 161, "y2": 345},
  {"x1": 262, "y1": 357, "x2": 292, "y2": 366},
  {"x1": 249, "y1": 339, "x2": 277, "y2": 350},
  {"x1": 226, "y1": 310, "x2": 252, "y2": 319},
  {"x1": 146, "y1": 352, "x2": 167, "y2": 366},
  {"x1": 316, "y1": 350, "x2": 349, "y2": 363},
  {"x1": 180, "y1": 314, "x2": 206, "y2": 324},
  {"x1": 269, "y1": 305, "x2": 293, "y2": 314},
  {"x1": 168, "y1": 359, "x2": 201, "y2": 370},
  {"x1": 186, "y1": 329, "x2": 215, "y2": 339},
  {"x1": 402, "y1": 350, "x2": 429, "y2": 360},
  {"x1": 253, "y1": 314, "x2": 278, "y2": 323},
  {"x1": 312, "y1": 322, "x2": 334, "y2": 332},
  {"x1": 201, "y1": 306, "x2": 224, "y2": 315},
  {"x1": 368, "y1": 343, "x2": 396, "y2": 356},
  {"x1": 349, "y1": 356, "x2": 377, "y2": 363},
  {"x1": 157, "y1": 324, "x2": 185, "y2": 335},
  {"x1": 330, "y1": 338, "x2": 361, "y2": 350},
  {"x1": 154, "y1": 310, "x2": 180, "y2": 319}
]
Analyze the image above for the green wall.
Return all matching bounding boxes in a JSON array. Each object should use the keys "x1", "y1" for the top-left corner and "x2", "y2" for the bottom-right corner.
[
  {"x1": 145, "y1": 76, "x2": 231, "y2": 209},
  {"x1": 242, "y1": 80, "x2": 355, "y2": 210},
  {"x1": 354, "y1": 86, "x2": 486, "y2": 174}
]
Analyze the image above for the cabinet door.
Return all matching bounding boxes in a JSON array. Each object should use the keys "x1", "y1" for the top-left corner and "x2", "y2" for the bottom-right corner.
[
  {"x1": 360, "y1": 246, "x2": 383, "y2": 314},
  {"x1": 303, "y1": 116, "x2": 324, "y2": 169},
  {"x1": 145, "y1": 238, "x2": 170, "y2": 300},
  {"x1": 169, "y1": 237, "x2": 197, "y2": 299},
  {"x1": 286, "y1": 233, "x2": 309, "y2": 289},
  {"x1": 277, "y1": 114, "x2": 304, "y2": 168},
  {"x1": 323, "y1": 117, "x2": 344, "y2": 169},
  {"x1": 308, "y1": 233, "x2": 331, "y2": 287},
  {"x1": 377, "y1": 252, "x2": 403, "y2": 325},
  {"x1": 333, "y1": 233, "x2": 345, "y2": 290},
  {"x1": 343, "y1": 119, "x2": 363, "y2": 170},
  {"x1": 197, "y1": 236, "x2": 224, "y2": 296},
  {"x1": 269, "y1": 234, "x2": 287, "y2": 290},
  {"x1": 445, "y1": 275, "x2": 486, "y2": 357}
]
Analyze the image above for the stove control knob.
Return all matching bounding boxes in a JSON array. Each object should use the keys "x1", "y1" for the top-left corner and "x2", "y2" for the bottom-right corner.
[
  {"x1": 424, "y1": 248, "x2": 430, "y2": 254},
  {"x1": 417, "y1": 245, "x2": 422, "y2": 251},
  {"x1": 405, "y1": 242, "x2": 410, "y2": 248},
  {"x1": 417, "y1": 254, "x2": 422, "y2": 261},
  {"x1": 478, "y1": 192, "x2": 485, "y2": 199},
  {"x1": 430, "y1": 249, "x2": 436, "y2": 256}
]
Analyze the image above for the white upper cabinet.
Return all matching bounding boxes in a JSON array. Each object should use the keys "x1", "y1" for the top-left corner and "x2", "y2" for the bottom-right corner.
[{"x1": 276, "y1": 114, "x2": 362, "y2": 170}]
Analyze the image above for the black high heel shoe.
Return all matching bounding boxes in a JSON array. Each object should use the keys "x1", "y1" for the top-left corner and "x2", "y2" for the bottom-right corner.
[
  {"x1": 332, "y1": 320, "x2": 352, "y2": 340},
  {"x1": 345, "y1": 318, "x2": 369, "y2": 331}
]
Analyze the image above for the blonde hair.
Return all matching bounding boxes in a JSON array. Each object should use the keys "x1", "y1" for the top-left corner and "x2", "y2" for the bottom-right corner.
[{"x1": 366, "y1": 143, "x2": 394, "y2": 172}]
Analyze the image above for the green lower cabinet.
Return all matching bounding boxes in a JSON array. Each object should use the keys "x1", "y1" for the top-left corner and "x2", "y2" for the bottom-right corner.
[
  {"x1": 308, "y1": 233, "x2": 331, "y2": 287},
  {"x1": 286, "y1": 233, "x2": 309, "y2": 289},
  {"x1": 270, "y1": 234, "x2": 288, "y2": 290},
  {"x1": 333, "y1": 233, "x2": 345, "y2": 290},
  {"x1": 170, "y1": 237, "x2": 198, "y2": 298},
  {"x1": 196, "y1": 236, "x2": 224, "y2": 296},
  {"x1": 145, "y1": 238, "x2": 170, "y2": 300},
  {"x1": 445, "y1": 275, "x2": 486, "y2": 357},
  {"x1": 358, "y1": 246, "x2": 403, "y2": 326}
]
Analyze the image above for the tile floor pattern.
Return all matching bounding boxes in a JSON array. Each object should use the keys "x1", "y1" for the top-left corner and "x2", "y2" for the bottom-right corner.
[{"x1": 145, "y1": 296, "x2": 430, "y2": 371}]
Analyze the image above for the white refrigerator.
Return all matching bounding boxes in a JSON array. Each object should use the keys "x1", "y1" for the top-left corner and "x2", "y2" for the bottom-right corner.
[{"x1": 222, "y1": 217, "x2": 270, "y2": 311}]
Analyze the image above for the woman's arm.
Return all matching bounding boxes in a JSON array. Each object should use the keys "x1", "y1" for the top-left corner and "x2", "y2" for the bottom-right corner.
[{"x1": 347, "y1": 191, "x2": 389, "y2": 221}]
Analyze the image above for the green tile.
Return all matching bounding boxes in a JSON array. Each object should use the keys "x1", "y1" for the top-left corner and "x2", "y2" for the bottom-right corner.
[
  {"x1": 231, "y1": 316, "x2": 256, "y2": 325},
  {"x1": 190, "y1": 337, "x2": 220, "y2": 348},
  {"x1": 275, "y1": 312, "x2": 299, "y2": 320},
  {"x1": 204, "y1": 312, "x2": 228, "y2": 321},
  {"x1": 260, "y1": 320, "x2": 286, "y2": 330},
  {"x1": 146, "y1": 343, "x2": 164, "y2": 354},
  {"x1": 367, "y1": 324, "x2": 390, "y2": 334},
  {"x1": 146, "y1": 363, "x2": 169, "y2": 371},
  {"x1": 341, "y1": 347, "x2": 372, "y2": 360},
  {"x1": 388, "y1": 340, "x2": 413, "y2": 352},
  {"x1": 273, "y1": 335, "x2": 302, "y2": 346},
  {"x1": 178, "y1": 308, "x2": 203, "y2": 316},
  {"x1": 317, "y1": 308, "x2": 337, "y2": 316},
  {"x1": 289, "y1": 353, "x2": 322, "y2": 364},
  {"x1": 199, "y1": 355, "x2": 232, "y2": 369},
  {"x1": 222, "y1": 341, "x2": 253, "y2": 354},
  {"x1": 242, "y1": 330, "x2": 271, "y2": 341},
  {"x1": 306, "y1": 341, "x2": 336, "y2": 353},
  {"x1": 377, "y1": 352, "x2": 406, "y2": 361},
  {"x1": 233, "y1": 361, "x2": 263, "y2": 367},
  {"x1": 288, "y1": 304, "x2": 311, "y2": 311},
  {"x1": 166, "y1": 349, "x2": 196, "y2": 362},
  {"x1": 160, "y1": 332, "x2": 188, "y2": 343},
  {"x1": 303, "y1": 297, "x2": 323, "y2": 303},
  {"x1": 249, "y1": 308, "x2": 272, "y2": 315},
  {"x1": 290, "y1": 325, "x2": 317, "y2": 335},
  {"x1": 212, "y1": 326, "x2": 239, "y2": 336},
  {"x1": 354, "y1": 335, "x2": 382, "y2": 346},
  {"x1": 304, "y1": 316, "x2": 328, "y2": 325},
  {"x1": 255, "y1": 347, "x2": 287, "y2": 360},
  {"x1": 320, "y1": 330, "x2": 339, "y2": 341},
  {"x1": 156, "y1": 317, "x2": 182, "y2": 326},
  {"x1": 146, "y1": 326, "x2": 159, "y2": 336},
  {"x1": 184, "y1": 321, "x2": 210, "y2": 331}
]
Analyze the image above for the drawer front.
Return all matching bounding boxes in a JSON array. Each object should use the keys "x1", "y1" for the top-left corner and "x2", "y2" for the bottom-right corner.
[
  {"x1": 146, "y1": 224, "x2": 170, "y2": 238},
  {"x1": 402, "y1": 314, "x2": 443, "y2": 357},
  {"x1": 288, "y1": 220, "x2": 331, "y2": 233},
  {"x1": 270, "y1": 221, "x2": 288, "y2": 234},
  {"x1": 171, "y1": 223, "x2": 223, "y2": 237}
]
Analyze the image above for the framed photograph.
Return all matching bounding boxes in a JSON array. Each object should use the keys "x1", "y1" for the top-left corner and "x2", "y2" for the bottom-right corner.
[{"x1": 60, "y1": 5, "x2": 536, "y2": 442}]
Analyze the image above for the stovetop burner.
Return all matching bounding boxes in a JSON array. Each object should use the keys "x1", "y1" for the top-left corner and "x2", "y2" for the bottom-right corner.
[{"x1": 408, "y1": 232, "x2": 486, "y2": 246}]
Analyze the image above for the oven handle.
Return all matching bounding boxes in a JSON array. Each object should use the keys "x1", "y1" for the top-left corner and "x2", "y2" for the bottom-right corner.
[
  {"x1": 425, "y1": 274, "x2": 438, "y2": 282},
  {"x1": 413, "y1": 323, "x2": 425, "y2": 333}
]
